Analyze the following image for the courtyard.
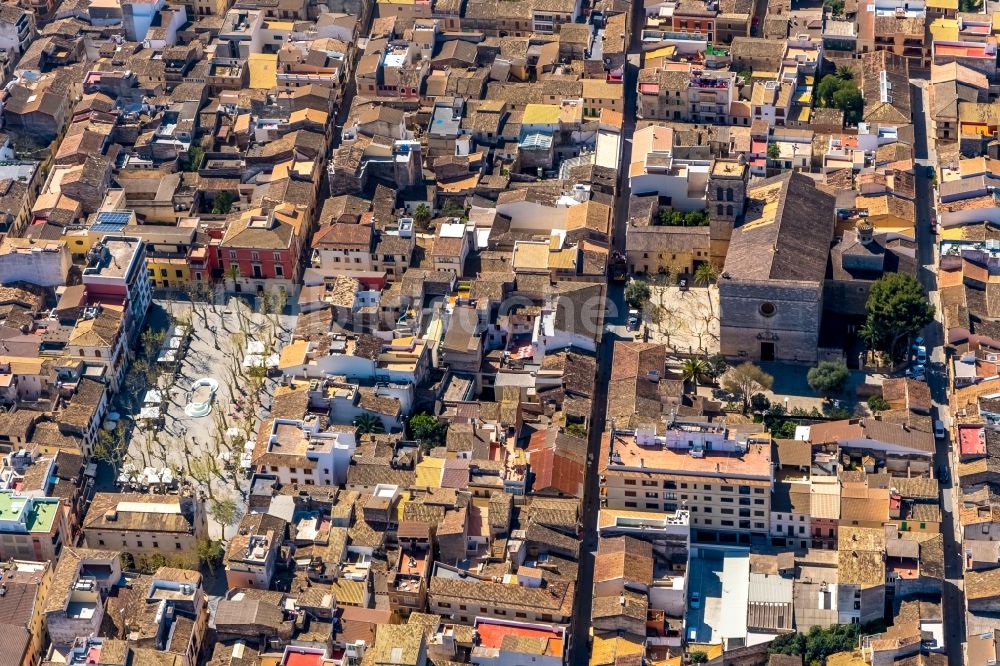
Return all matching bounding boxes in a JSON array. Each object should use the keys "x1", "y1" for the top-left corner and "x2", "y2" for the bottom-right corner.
[{"x1": 645, "y1": 285, "x2": 720, "y2": 355}]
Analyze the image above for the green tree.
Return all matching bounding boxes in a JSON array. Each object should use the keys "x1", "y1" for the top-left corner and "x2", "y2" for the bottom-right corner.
[
  {"x1": 210, "y1": 498, "x2": 243, "y2": 529},
  {"x1": 959, "y1": 0, "x2": 982, "y2": 10},
  {"x1": 722, "y1": 362, "x2": 774, "y2": 414},
  {"x1": 807, "y1": 361, "x2": 850, "y2": 397},
  {"x1": 212, "y1": 191, "x2": 236, "y2": 215},
  {"x1": 196, "y1": 538, "x2": 225, "y2": 574},
  {"x1": 868, "y1": 395, "x2": 890, "y2": 413},
  {"x1": 690, "y1": 651, "x2": 709, "y2": 664},
  {"x1": 831, "y1": 85, "x2": 864, "y2": 124},
  {"x1": 750, "y1": 392, "x2": 771, "y2": 413},
  {"x1": 625, "y1": 279, "x2": 651, "y2": 309},
  {"x1": 864, "y1": 273, "x2": 934, "y2": 358},
  {"x1": 354, "y1": 413, "x2": 386, "y2": 435},
  {"x1": 93, "y1": 422, "x2": 127, "y2": 470},
  {"x1": 682, "y1": 357, "x2": 709, "y2": 390},
  {"x1": 226, "y1": 263, "x2": 241, "y2": 288},
  {"x1": 706, "y1": 353, "x2": 728, "y2": 381},
  {"x1": 815, "y1": 74, "x2": 842, "y2": 107},
  {"x1": 565, "y1": 423, "x2": 588, "y2": 438},
  {"x1": 770, "y1": 623, "x2": 863, "y2": 664},
  {"x1": 409, "y1": 412, "x2": 448, "y2": 449},
  {"x1": 694, "y1": 262, "x2": 719, "y2": 287},
  {"x1": 767, "y1": 143, "x2": 780, "y2": 160},
  {"x1": 185, "y1": 146, "x2": 204, "y2": 172},
  {"x1": 413, "y1": 203, "x2": 432, "y2": 229},
  {"x1": 815, "y1": 74, "x2": 864, "y2": 124},
  {"x1": 120, "y1": 552, "x2": 136, "y2": 571}
]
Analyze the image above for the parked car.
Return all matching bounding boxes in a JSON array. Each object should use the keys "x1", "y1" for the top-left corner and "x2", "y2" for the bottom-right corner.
[
  {"x1": 934, "y1": 420, "x2": 946, "y2": 439},
  {"x1": 626, "y1": 310, "x2": 640, "y2": 331},
  {"x1": 690, "y1": 592, "x2": 701, "y2": 609},
  {"x1": 905, "y1": 364, "x2": 925, "y2": 381},
  {"x1": 914, "y1": 345, "x2": 927, "y2": 364}
]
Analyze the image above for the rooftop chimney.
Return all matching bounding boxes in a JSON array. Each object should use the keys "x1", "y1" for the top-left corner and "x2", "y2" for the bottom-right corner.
[{"x1": 857, "y1": 221, "x2": 874, "y2": 245}]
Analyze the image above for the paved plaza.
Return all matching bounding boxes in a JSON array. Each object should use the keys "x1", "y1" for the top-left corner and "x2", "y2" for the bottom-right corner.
[{"x1": 121, "y1": 296, "x2": 296, "y2": 538}]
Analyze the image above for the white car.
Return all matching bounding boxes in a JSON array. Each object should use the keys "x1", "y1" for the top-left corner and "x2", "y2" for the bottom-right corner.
[
  {"x1": 934, "y1": 420, "x2": 946, "y2": 439},
  {"x1": 914, "y1": 345, "x2": 927, "y2": 364}
]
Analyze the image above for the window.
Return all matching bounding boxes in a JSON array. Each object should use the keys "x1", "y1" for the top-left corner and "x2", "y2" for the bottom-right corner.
[
  {"x1": 99, "y1": 539, "x2": 105, "y2": 545},
  {"x1": 160, "y1": 269, "x2": 167, "y2": 277},
  {"x1": 515, "y1": 612, "x2": 527, "y2": 618},
  {"x1": 624, "y1": 479, "x2": 636, "y2": 486},
  {"x1": 440, "y1": 602, "x2": 451, "y2": 608},
  {"x1": 759, "y1": 302, "x2": 777, "y2": 317},
  {"x1": 176, "y1": 543, "x2": 182, "y2": 549},
  {"x1": 624, "y1": 491, "x2": 636, "y2": 497},
  {"x1": 251, "y1": 251, "x2": 260, "y2": 261},
  {"x1": 625, "y1": 501, "x2": 637, "y2": 508},
  {"x1": 726, "y1": 187, "x2": 733, "y2": 201},
  {"x1": 137, "y1": 541, "x2": 143, "y2": 548},
  {"x1": 721, "y1": 520, "x2": 734, "y2": 526},
  {"x1": 274, "y1": 252, "x2": 282, "y2": 262},
  {"x1": 229, "y1": 250, "x2": 237, "y2": 259},
  {"x1": 153, "y1": 542, "x2": 159, "y2": 548},
  {"x1": 717, "y1": 204, "x2": 724, "y2": 215},
  {"x1": 175, "y1": 270, "x2": 183, "y2": 278}
]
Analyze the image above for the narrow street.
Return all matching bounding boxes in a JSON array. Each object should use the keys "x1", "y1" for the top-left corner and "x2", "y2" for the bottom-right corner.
[
  {"x1": 911, "y1": 80, "x2": 965, "y2": 664},
  {"x1": 565, "y1": 2, "x2": 641, "y2": 662}
]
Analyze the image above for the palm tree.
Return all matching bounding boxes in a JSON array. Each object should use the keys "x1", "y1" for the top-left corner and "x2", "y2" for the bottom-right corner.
[
  {"x1": 858, "y1": 322, "x2": 880, "y2": 365},
  {"x1": 694, "y1": 262, "x2": 719, "y2": 287},
  {"x1": 226, "y1": 264, "x2": 241, "y2": 292},
  {"x1": 835, "y1": 65, "x2": 854, "y2": 81},
  {"x1": 354, "y1": 413, "x2": 386, "y2": 435},
  {"x1": 682, "y1": 358, "x2": 709, "y2": 390}
]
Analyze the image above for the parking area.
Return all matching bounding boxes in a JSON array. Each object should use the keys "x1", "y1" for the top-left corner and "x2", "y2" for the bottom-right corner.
[
  {"x1": 687, "y1": 550, "x2": 749, "y2": 645},
  {"x1": 120, "y1": 296, "x2": 296, "y2": 538}
]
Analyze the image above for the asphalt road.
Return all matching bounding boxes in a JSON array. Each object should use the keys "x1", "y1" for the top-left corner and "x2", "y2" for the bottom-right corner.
[
  {"x1": 911, "y1": 80, "x2": 965, "y2": 663},
  {"x1": 565, "y1": 3, "x2": 640, "y2": 663}
]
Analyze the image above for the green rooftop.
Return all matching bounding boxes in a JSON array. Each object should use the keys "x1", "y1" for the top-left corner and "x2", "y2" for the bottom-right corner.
[
  {"x1": 0, "y1": 492, "x2": 59, "y2": 533},
  {"x1": 706, "y1": 44, "x2": 729, "y2": 56}
]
